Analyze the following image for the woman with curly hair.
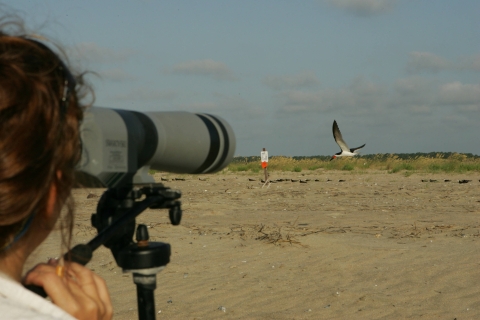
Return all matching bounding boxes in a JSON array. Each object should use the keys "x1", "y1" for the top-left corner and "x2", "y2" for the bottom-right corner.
[{"x1": 0, "y1": 18, "x2": 112, "y2": 319}]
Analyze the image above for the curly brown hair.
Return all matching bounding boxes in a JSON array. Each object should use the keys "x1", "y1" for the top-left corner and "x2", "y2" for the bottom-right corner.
[{"x1": 0, "y1": 19, "x2": 90, "y2": 253}]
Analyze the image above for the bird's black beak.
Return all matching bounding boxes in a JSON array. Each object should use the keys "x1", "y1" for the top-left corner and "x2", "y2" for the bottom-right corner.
[{"x1": 330, "y1": 157, "x2": 334, "y2": 161}]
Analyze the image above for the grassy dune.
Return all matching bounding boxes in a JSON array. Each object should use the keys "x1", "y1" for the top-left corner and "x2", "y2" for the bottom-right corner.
[{"x1": 227, "y1": 153, "x2": 480, "y2": 175}]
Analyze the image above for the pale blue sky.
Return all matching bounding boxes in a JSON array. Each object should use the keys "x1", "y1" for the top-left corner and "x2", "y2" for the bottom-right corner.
[{"x1": 7, "y1": 0, "x2": 480, "y2": 156}]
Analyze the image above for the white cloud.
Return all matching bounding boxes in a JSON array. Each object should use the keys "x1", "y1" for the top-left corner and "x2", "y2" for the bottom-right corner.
[
  {"x1": 326, "y1": 0, "x2": 395, "y2": 16},
  {"x1": 392, "y1": 76, "x2": 436, "y2": 110},
  {"x1": 263, "y1": 71, "x2": 320, "y2": 90},
  {"x1": 457, "y1": 53, "x2": 480, "y2": 72},
  {"x1": 277, "y1": 76, "x2": 387, "y2": 114},
  {"x1": 171, "y1": 59, "x2": 237, "y2": 81},
  {"x1": 394, "y1": 77, "x2": 431, "y2": 95},
  {"x1": 279, "y1": 90, "x2": 328, "y2": 112},
  {"x1": 392, "y1": 78, "x2": 480, "y2": 113},
  {"x1": 70, "y1": 42, "x2": 135, "y2": 64},
  {"x1": 437, "y1": 82, "x2": 480, "y2": 106},
  {"x1": 276, "y1": 75, "x2": 479, "y2": 120},
  {"x1": 393, "y1": 77, "x2": 480, "y2": 113},
  {"x1": 458, "y1": 104, "x2": 480, "y2": 112},
  {"x1": 406, "y1": 52, "x2": 450, "y2": 74},
  {"x1": 406, "y1": 52, "x2": 480, "y2": 74}
]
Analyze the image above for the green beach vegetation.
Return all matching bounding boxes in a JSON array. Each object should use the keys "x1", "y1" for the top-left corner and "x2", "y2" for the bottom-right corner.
[{"x1": 227, "y1": 153, "x2": 480, "y2": 174}]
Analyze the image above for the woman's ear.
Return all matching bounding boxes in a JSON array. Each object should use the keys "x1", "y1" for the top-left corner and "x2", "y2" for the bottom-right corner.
[
  {"x1": 45, "y1": 181, "x2": 58, "y2": 220},
  {"x1": 45, "y1": 171, "x2": 62, "y2": 221}
]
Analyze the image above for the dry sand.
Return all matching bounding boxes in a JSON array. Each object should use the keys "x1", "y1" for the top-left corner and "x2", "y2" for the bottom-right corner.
[{"x1": 26, "y1": 170, "x2": 480, "y2": 319}]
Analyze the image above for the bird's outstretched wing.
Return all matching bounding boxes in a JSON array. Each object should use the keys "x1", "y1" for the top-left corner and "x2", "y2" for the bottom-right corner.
[
  {"x1": 332, "y1": 120, "x2": 350, "y2": 152},
  {"x1": 350, "y1": 144, "x2": 366, "y2": 153}
]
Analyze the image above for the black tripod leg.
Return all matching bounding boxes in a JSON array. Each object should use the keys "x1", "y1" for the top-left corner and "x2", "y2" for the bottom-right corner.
[{"x1": 133, "y1": 273, "x2": 157, "y2": 320}]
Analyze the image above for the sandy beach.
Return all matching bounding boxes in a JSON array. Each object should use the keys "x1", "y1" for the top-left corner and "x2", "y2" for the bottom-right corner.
[{"x1": 26, "y1": 170, "x2": 480, "y2": 319}]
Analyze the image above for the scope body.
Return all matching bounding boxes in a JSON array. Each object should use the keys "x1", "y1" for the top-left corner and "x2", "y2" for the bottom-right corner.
[{"x1": 77, "y1": 107, "x2": 236, "y2": 187}]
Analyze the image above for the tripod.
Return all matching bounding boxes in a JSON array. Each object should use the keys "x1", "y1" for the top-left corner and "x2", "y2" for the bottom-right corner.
[{"x1": 27, "y1": 183, "x2": 182, "y2": 320}]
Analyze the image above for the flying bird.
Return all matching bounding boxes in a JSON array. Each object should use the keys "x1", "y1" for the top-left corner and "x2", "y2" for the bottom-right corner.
[{"x1": 331, "y1": 120, "x2": 365, "y2": 160}]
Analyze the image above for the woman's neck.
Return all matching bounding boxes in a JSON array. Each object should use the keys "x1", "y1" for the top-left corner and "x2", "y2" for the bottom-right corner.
[{"x1": 0, "y1": 247, "x2": 27, "y2": 282}]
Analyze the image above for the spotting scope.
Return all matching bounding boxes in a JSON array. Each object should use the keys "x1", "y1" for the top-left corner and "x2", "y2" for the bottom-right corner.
[{"x1": 76, "y1": 106, "x2": 236, "y2": 187}]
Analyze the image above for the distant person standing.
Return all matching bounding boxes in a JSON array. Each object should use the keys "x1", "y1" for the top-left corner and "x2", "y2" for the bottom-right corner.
[{"x1": 0, "y1": 16, "x2": 112, "y2": 319}]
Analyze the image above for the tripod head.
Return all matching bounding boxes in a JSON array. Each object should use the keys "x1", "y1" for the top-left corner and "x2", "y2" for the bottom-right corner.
[{"x1": 90, "y1": 183, "x2": 181, "y2": 265}]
